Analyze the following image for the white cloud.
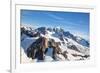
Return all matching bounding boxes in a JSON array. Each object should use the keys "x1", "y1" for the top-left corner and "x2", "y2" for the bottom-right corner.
[
  {"x1": 69, "y1": 30, "x2": 89, "y2": 41},
  {"x1": 45, "y1": 13, "x2": 64, "y2": 20}
]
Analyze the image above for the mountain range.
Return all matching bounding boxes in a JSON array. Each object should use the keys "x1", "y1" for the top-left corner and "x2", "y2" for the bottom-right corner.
[{"x1": 21, "y1": 25, "x2": 90, "y2": 63}]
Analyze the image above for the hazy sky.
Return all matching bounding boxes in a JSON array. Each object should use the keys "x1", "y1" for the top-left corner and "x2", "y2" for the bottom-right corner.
[{"x1": 21, "y1": 10, "x2": 90, "y2": 40}]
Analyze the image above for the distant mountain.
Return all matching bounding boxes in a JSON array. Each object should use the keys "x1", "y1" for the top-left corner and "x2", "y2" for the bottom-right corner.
[
  {"x1": 74, "y1": 36, "x2": 89, "y2": 47},
  {"x1": 63, "y1": 31, "x2": 75, "y2": 39},
  {"x1": 36, "y1": 27, "x2": 47, "y2": 35}
]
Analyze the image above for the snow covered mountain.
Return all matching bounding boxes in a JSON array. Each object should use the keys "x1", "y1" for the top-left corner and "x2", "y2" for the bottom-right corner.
[{"x1": 21, "y1": 25, "x2": 90, "y2": 63}]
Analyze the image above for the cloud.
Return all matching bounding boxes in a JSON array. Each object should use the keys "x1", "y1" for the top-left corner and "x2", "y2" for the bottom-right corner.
[
  {"x1": 44, "y1": 13, "x2": 64, "y2": 20},
  {"x1": 69, "y1": 30, "x2": 89, "y2": 41}
]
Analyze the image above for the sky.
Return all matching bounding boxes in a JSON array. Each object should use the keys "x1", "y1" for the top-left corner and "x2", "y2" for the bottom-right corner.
[{"x1": 21, "y1": 10, "x2": 90, "y2": 40}]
